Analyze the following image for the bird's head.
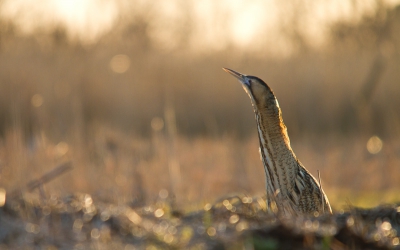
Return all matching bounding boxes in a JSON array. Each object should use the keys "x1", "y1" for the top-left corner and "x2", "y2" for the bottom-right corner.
[{"x1": 223, "y1": 68, "x2": 279, "y2": 109}]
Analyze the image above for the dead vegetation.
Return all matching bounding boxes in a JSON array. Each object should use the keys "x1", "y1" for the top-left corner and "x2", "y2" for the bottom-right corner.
[
  {"x1": 0, "y1": 1, "x2": 400, "y2": 249},
  {"x1": 1, "y1": 191, "x2": 399, "y2": 249}
]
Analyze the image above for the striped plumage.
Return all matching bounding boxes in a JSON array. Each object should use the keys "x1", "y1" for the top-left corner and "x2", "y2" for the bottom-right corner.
[{"x1": 223, "y1": 68, "x2": 332, "y2": 216}]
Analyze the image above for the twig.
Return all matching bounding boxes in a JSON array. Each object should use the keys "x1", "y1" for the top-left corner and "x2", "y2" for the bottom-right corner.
[
  {"x1": 317, "y1": 170, "x2": 325, "y2": 214},
  {"x1": 7, "y1": 161, "x2": 73, "y2": 199}
]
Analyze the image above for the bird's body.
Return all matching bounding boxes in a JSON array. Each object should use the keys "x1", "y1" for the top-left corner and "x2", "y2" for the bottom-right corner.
[{"x1": 223, "y1": 68, "x2": 331, "y2": 216}]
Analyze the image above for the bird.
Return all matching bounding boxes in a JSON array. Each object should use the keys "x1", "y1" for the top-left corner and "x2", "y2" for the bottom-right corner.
[{"x1": 223, "y1": 68, "x2": 332, "y2": 216}]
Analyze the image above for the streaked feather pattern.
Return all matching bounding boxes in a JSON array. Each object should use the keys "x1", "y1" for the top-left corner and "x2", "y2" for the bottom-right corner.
[{"x1": 223, "y1": 68, "x2": 332, "y2": 216}]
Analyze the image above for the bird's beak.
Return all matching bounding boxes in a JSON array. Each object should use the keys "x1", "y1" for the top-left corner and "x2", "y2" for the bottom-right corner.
[{"x1": 223, "y1": 68, "x2": 250, "y2": 87}]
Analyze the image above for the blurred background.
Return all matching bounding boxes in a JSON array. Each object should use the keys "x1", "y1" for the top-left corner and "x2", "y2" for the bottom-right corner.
[{"x1": 0, "y1": 0, "x2": 399, "y2": 209}]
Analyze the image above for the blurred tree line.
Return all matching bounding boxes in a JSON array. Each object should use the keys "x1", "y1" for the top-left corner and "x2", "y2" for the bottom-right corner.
[{"x1": 0, "y1": 0, "x2": 399, "y2": 144}]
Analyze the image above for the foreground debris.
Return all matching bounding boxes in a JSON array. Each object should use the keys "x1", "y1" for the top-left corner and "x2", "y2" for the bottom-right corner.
[{"x1": 0, "y1": 193, "x2": 399, "y2": 249}]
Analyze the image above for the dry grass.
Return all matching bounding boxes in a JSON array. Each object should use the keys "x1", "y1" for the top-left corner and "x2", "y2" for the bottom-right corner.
[
  {"x1": 1, "y1": 126, "x2": 399, "y2": 212},
  {"x1": 0, "y1": 3, "x2": 399, "y2": 249},
  {"x1": 0, "y1": 0, "x2": 399, "y2": 218}
]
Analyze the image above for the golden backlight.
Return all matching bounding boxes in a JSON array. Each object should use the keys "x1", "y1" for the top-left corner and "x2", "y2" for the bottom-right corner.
[
  {"x1": 1, "y1": 0, "x2": 399, "y2": 54},
  {"x1": 0, "y1": 0, "x2": 399, "y2": 214}
]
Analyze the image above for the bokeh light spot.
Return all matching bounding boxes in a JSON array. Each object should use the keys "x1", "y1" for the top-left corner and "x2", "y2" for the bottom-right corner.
[
  {"x1": 84, "y1": 194, "x2": 93, "y2": 206},
  {"x1": 206, "y1": 227, "x2": 216, "y2": 237},
  {"x1": 159, "y1": 189, "x2": 169, "y2": 199},
  {"x1": 110, "y1": 54, "x2": 130, "y2": 73},
  {"x1": 91, "y1": 228, "x2": 100, "y2": 239},
  {"x1": 25, "y1": 223, "x2": 40, "y2": 234},
  {"x1": 367, "y1": 136, "x2": 383, "y2": 154},
  {"x1": 381, "y1": 221, "x2": 391, "y2": 231},
  {"x1": 73, "y1": 219, "x2": 83, "y2": 232},
  {"x1": 164, "y1": 233, "x2": 174, "y2": 243},
  {"x1": 204, "y1": 203, "x2": 212, "y2": 211},
  {"x1": 242, "y1": 196, "x2": 252, "y2": 203},
  {"x1": 55, "y1": 141, "x2": 69, "y2": 157},
  {"x1": 154, "y1": 208, "x2": 164, "y2": 218},
  {"x1": 100, "y1": 211, "x2": 110, "y2": 221},
  {"x1": 229, "y1": 214, "x2": 239, "y2": 224},
  {"x1": 31, "y1": 94, "x2": 43, "y2": 107},
  {"x1": 126, "y1": 210, "x2": 142, "y2": 225},
  {"x1": 236, "y1": 221, "x2": 248, "y2": 231},
  {"x1": 347, "y1": 217, "x2": 354, "y2": 227}
]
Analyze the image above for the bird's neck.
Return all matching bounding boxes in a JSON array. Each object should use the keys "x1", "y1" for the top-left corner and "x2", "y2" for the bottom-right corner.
[
  {"x1": 252, "y1": 101, "x2": 298, "y2": 194},
  {"x1": 253, "y1": 103, "x2": 294, "y2": 158}
]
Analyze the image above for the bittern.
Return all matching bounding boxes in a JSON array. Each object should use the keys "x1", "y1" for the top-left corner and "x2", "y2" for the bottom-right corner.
[{"x1": 223, "y1": 68, "x2": 332, "y2": 216}]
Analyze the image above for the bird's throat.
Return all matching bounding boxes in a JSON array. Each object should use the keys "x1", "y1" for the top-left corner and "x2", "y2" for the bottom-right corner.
[{"x1": 253, "y1": 103, "x2": 297, "y2": 196}]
